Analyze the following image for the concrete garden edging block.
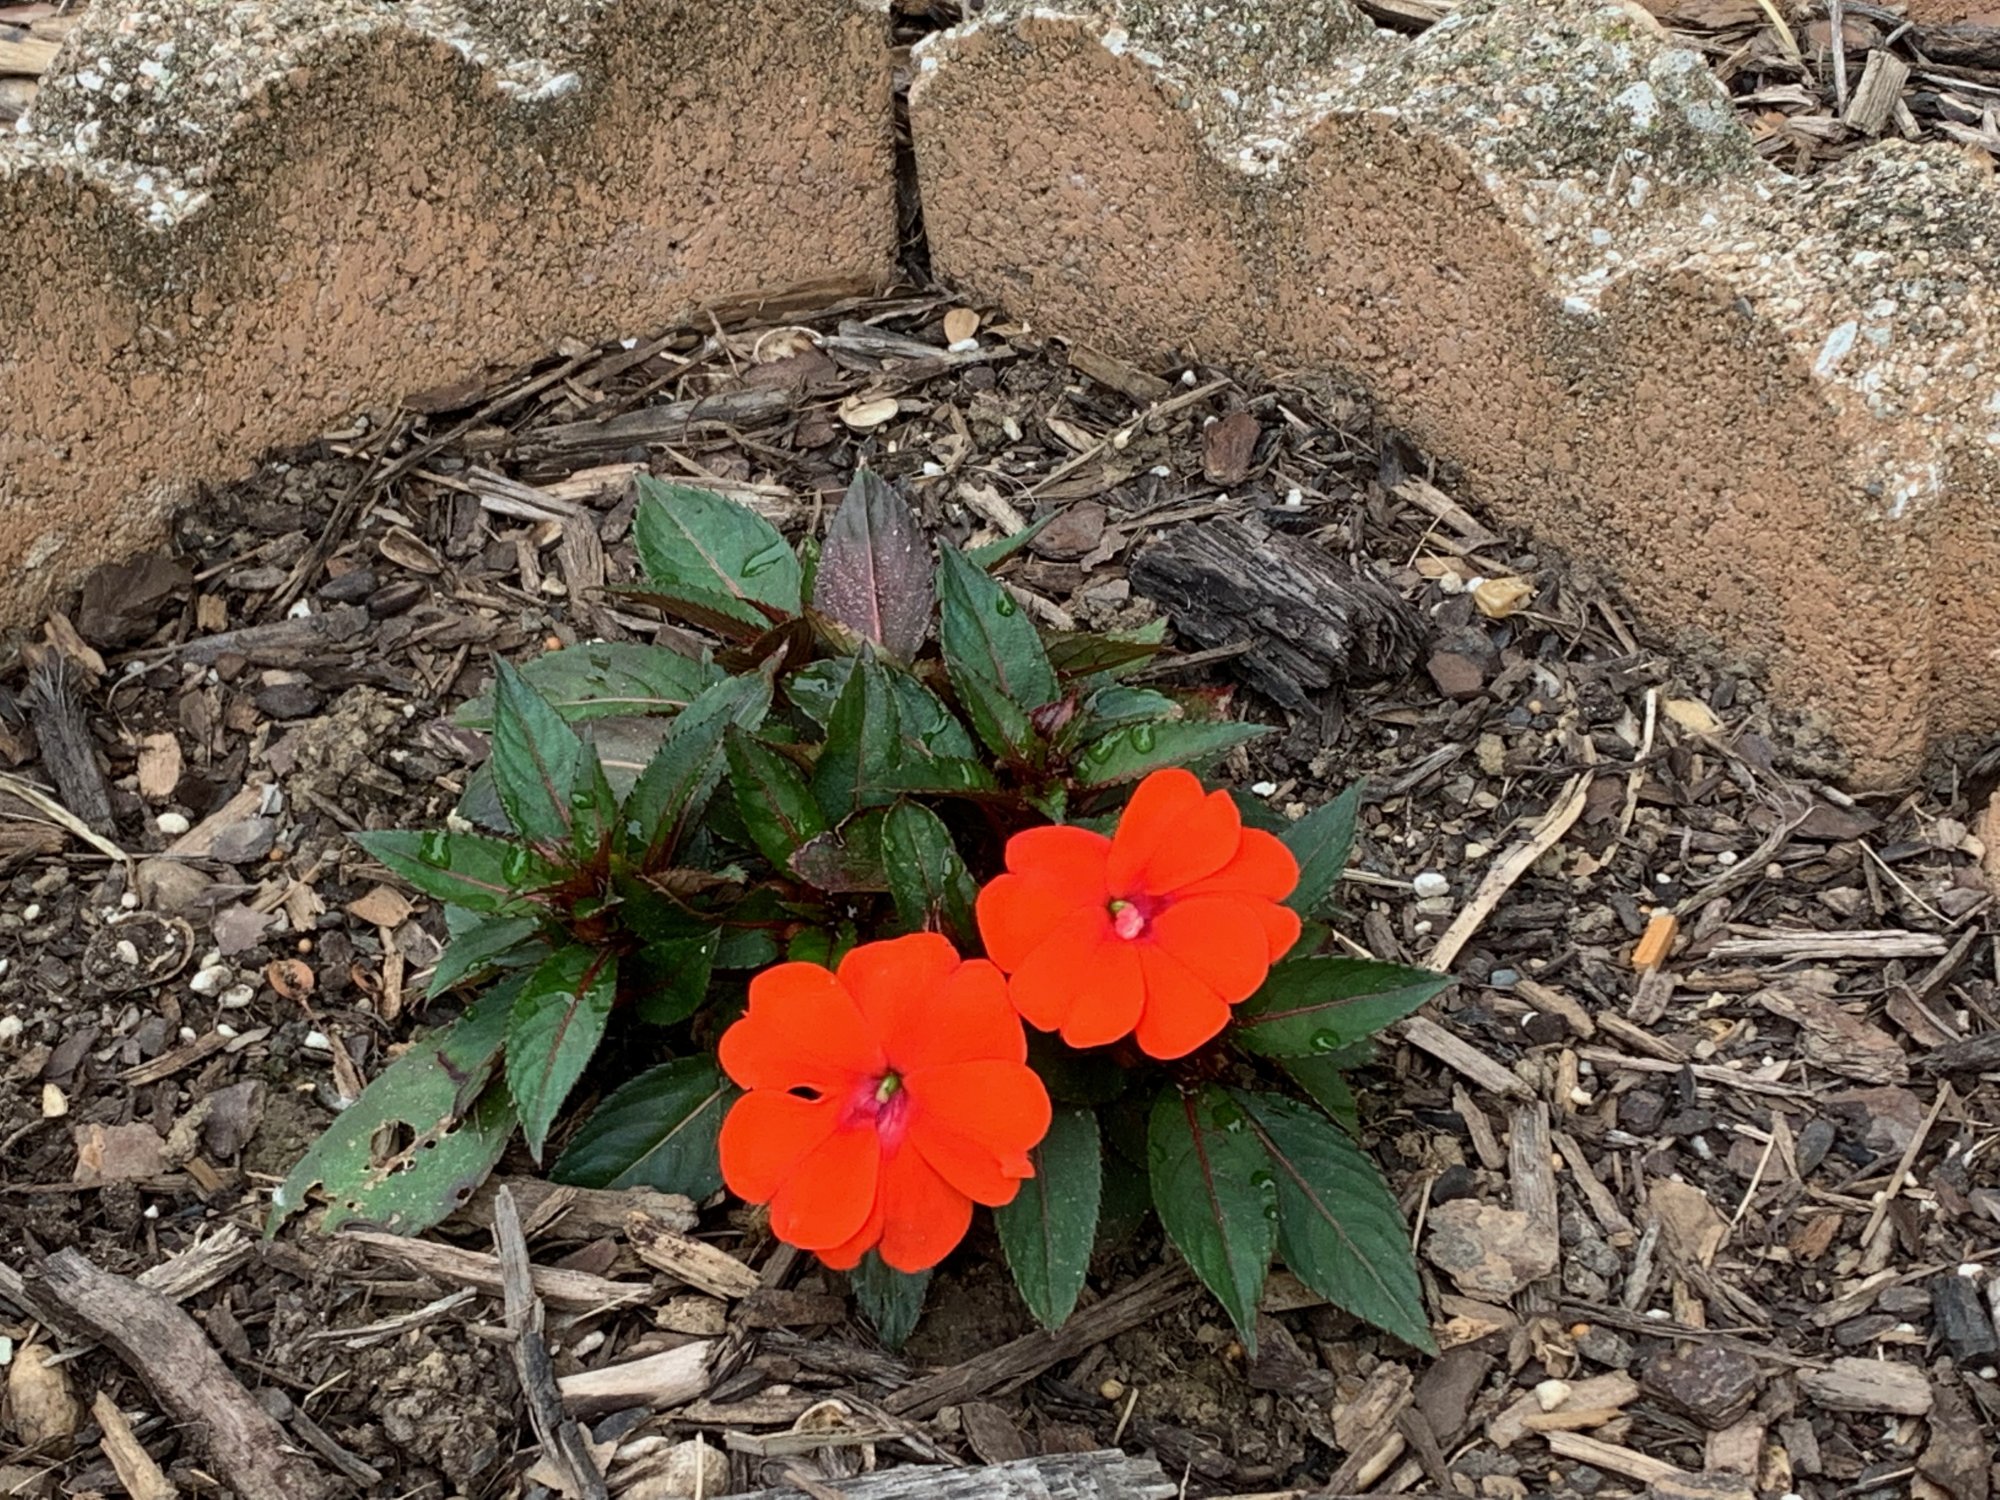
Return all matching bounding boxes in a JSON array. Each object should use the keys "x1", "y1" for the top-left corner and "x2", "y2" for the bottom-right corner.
[
  {"x1": 0, "y1": 0, "x2": 896, "y2": 628},
  {"x1": 910, "y1": 0, "x2": 2000, "y2": 787}
]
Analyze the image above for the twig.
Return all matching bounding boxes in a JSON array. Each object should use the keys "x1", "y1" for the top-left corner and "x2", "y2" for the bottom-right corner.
[
  {"x1": 1428, "y1": 775, "x2": 1591, "y2": 970},
  {"x1": 90, "y1": 1392, "x2": 176, "y2": 1500},
  {"x1": 1857, "y1": 1081, "x2": 1953, "y2": 1251},
  {"x1": 495, "y1": 1185, "x2": 608, "y2": 1500}
]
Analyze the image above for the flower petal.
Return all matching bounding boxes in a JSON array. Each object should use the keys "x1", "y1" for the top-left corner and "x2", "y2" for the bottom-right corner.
[
  {"x1": 767, "y1": 1119, "x2": 881, "y2": 1251},
  {"x1": 1006, "y1": 904, "x2": 1136, "y2": 1039},
  {"x1": 913, "y1": 1123, "x2": 1029, "y2": 1207},
  {"x1": 1106, "y1": 769, "x2": 1241, "y2": 896},
  {"x1": 907, "y1": 1060, "x2": 1053, "y2": 1161},
  {"x1": 1150, "y1": 894, "x2": 1276, "y2": 1002},
  {"x1": 1057, "y1": 941, "x2": 1148, "y2": 1049},
  {"x1": 1175, "y1": 826, "x2": 1299, "y2": 904},
  {"x1": 1133, "y1": 945, "x2": 1232, "y2": 1060},
  {"x1": 720, "y1": 962, "x2": 882, "y2": 1093},
  {"x1": 839, "y1": 932, "x2": 962, "y2": 1041},
  {"x1": 817, "y1": 1191, "x2": 887, "y2": 1271},
  {"x1": 978, "y1": 824, "x2": 1111, "y2": 972},
  {"x1": 1256, "y1": 899, "x2": 1304, "y2": 962},
  {"x1": 886, "y1": 958, "x2": 1026, "y2": 1074},
  {"x1": 719, "y1": 1090, "x2": 840, "y2": 1205},
  {"x1": 874, "y1": 1148, "x2": 973, "y2": 1272}
]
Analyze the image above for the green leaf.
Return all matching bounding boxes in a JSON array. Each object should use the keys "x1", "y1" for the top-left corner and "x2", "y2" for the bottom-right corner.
[
  {"x1": 630, "y1": 927, "x2": 720, "y2": 1026},
  {"x1": 1240, "y1": 1091, "x2": 1433, "y2": 1352},
  {"x1": 270, "y1": 985, "x2": 520, "y2": 1236},
  {"x1": 994, "y1": 1107, "x2": 1101, "y2": 1329},
  {"x1": 552, "y1": 1055, "x2": 736, "y2": 1197},
  {"x1": 633, "y1": 477, "x2": 802, "y2": 631},
  {"x1": 813, "y1": 655, "x2": 994, "y2": 822},
  {"x1": 1026, "y1": 1031, "x2": 1130, "y2": 1107},
  {"x1": 813, "y1": 469, "x2": 935, "y2": 661},
  {"x1": 626, "y1": 672, "x2": 774, "y2": 866},
  {"x1": 1147, "y1": 1084, "x2": 1276, "y2": 1348},
  {"x1": 1234, "y1": 957, "x2": 1449, "y2": 1059},
  {"x1": 489, "y1": 659, "x2": 585, "y2": 846},
  {"x1": 937, "y1": 543, "x2": 1058, "y2": 723},
  {"x1": 880, "y1": 801, "x2": 977, "y2": 945},
  {"x1": 789, "y1": 811, "x2": 889, "y2": 893},
  {"x1": 1072, "y1": 685, "x2": 1180, "y2": 738},
  {"x1": 430, "y1": 909, "x2": 545, "y2": 996},
  {"x1": 1045, "y1": 620, "x2": 1169, "y2": 681},
  {"x1": 963, "y1": 509, "x2": 1060, "y2": 570},
  {"x1": 849, "y1": 1252, "x2": 930, "y2": 1350},
  {"x1": 1278, "y1": 1054, "x2": 1361, "y2": 1137},
  {"x1": 789, "y1": 660, "x2": 977, "y2": 759},
  {"x1": 726, "y1": 727, "x2": 828, "y2": 867},
  {"x1": 353, "y1": 830, "x2": 559, "y2": 915},
  {"x1": 1284, "y1": 781, "x2": 1364, "y2": 917},
  {"x1": 505, "y1": 946, "x2": 618, "y2": 1161},
  {"x1": 456, "y1": 642, "x2": 721, "y2": 727},
  {"x1": 1072, "y1": 719, "x2": 1269, "y2": 788}
]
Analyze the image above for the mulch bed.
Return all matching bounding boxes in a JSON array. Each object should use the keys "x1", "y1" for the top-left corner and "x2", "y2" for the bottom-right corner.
[{"x1": 0, "y1": 288, "x2": 1994, "y2": 1500}]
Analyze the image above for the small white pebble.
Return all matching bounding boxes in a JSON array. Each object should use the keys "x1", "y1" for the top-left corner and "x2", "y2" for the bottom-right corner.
[
  {"x1": 1959, "y1": 1263, "x2": 1984, "y2": 1278},
  {"x1": 0, "y1": 1334, "x2": 12, "y2": 1367},
  {"x1": 119, "y1": 891, "x2": 139, "y2": 909},
  {"x1": 190, "y1": 964, "x2": 230, "y2": 996},
  {"x1": 287, "y1": 599, "x2": 314, "y2": 620},
  {"x1": 179, "y1": 1026, "x2": 198, "y2": 1043},
  {"x1": 216, "y1": 1023, "x2": 238, "y2": 1039},
  {"x1": 948, "y1": 337, "x2": 978, "y2": 354},
  {"x1": 143, "y1": 1203, "x2": 159, "y2": 1220},
  {"x1": 1412, "y1": 871, "x2": 1450, "y2": 899},
  {"x1": 304, "y1": 1030, "x2": 332, "y2": 1052},
  {"x1": 1284, "y1": 488, "x2": 1303, "y2": 508},
  {"x1": 156, "y1": 811, "x2": 191, "y2": 836},
  {"x1": 217, "y1": 985, "x2": 255, "y2": 1010},
  {"x1": 20, "y1": 903, "x2": 39, "y2": 922},
  {"x1": 1643, "y1": 1308, "x2": 1672, "y2": 1320},
  {"x1": 0, "y1": 1015, "x2": 21, "y2": 1045},
  {"x1": 1250, "y1": 780, "x2": 1277, "y2": 796},
  {"x1": 1716, "y1": 850, "x2": 1737, "y2": 866},
  {"x1": 1413, "y1": 919, "x2": 1433, "y2": 936},
  {"x1": 114, "y1": 939, "x2": 140, "y2": 966},
  {"x1": 1180, "y1": 369, "x2": 1198, "y2": 387},
  {"x1": 1569, "y1": 1087, "x2": 1595, "y2": 1107},
  {"x1": 1533, "y1": 1379, "x2": 1571, "y2": 1412}
]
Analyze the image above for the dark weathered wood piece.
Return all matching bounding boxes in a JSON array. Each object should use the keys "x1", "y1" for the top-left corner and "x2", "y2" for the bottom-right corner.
[
  {"x1": 23, "y1": 654, "x2": 113, "y2": 834},
  {"x1": 735, "y1": 1450, "x2": 1176, "y2": 1500},
  {"x1": 503, "y1": 387, "x2": 795, "y2": 457},
  {"x1": 885, "y1": 1265, "x2": 1195, "y2": 1419},
  {"x1": 41, "y1": 1247, "x2": 335, "y2": 1500},
  {"x1": 1915, "y1": 21, "x2": 2000, "y2": 69},
  {"x1": 1127, "y1": 516, "x2": 1426, "y2": 711},
  {"x1": 174, "y1": 604, "x2": 371, "y2": 667},
  {"x1": 1920, "y1": 1030, "x2": 2000, "y2": 1075},
  {"x1": 494, "y1": 1185, "x2": 609, "y2": 1500}
]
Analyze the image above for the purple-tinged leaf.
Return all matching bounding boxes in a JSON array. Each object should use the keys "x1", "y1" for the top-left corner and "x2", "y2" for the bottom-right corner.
[{"x1": 813, "y1": 470, "x2": 934, "y2": 661}]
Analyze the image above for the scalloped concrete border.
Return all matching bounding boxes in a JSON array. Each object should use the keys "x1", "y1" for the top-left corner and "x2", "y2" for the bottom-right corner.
[
  {"x1": 6, "y1": 0, "x2": 1998, "y2": 787},
  {"x1": 0, "y1": 0, "x2": 895, "y2": 618},
  {"x1": 909, "y1": 0, "x2": 2000, "y2": 787}
]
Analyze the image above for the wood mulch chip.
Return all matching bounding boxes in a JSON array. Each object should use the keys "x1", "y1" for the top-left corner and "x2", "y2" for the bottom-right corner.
[{"x1": 0, "y1": 288, "x2": 1995, "y2": 1497}]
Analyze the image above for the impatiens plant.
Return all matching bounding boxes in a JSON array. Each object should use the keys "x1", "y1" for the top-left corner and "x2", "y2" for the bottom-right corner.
[{"x1": 273, "y1": 469, "x2": 1449, "y2": 1353}]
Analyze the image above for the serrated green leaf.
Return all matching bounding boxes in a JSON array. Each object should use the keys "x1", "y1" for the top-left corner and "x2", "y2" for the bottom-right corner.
[
  {"x1": 631, "y1": 927, "x2": 720, "y2": 1026},
  {"x1": 813, "y1": 655, "x2": 995, "y2": 822},
  {"x1": 552, "y1": 1055, "x2": 735, "y2": 1197},
  {"x1": 1239, "y1": 1091, "x2": 1433, "y2": 1351},
  {"x1": 850, "y1": 1252, "x2": 930, "y2": 1350},
  {"x1": 456, "y1": 642, "x2": 722, "y2": 728},
  {"x1": 1279, "y1": 1053, "x2": 1361, "y2": 1137},
  {"x1": 789, "y1": 811, "x2": 889, "y2": 893},
  {"x1": 995, "y1": 1107, "x2": 1101, "y2": 1329},
  {"x1": 1148, "y1": 1084, "x2": 1276, "y2": 1348},
  {"x1": 1285, "y1": 781, "x2": 1364, "y2": 917},
  {"x1": 269, "y1": 984, "x2": 520, "y2": 1236},
  {"x1": 489, "y1": 659, "x2": 585, "y2": 846},
  {"x1": 1234, "y1": 957, "x2": 1449, "y2": 1059},
  {"x1": 505, "y1": 946, "x2": 618, "y2": 1161},
  {"x1": 726, "y1": 727, "x2": 828, "y2": 868},
  {"x1": 353, "y1": 830, "x2": 559, "y2": 915},
  {"x1": 880, "y1": 801, "x2": 977, "y2": 945},
  {"x1": 964, "y1": 509, "x2": 1060, "y2": 570},
  {"x1": 626, "y1": 672, "x2": 773, "y2": 867},
  {"x1": 633, "y1": 477, "x2": 802, "y2": 630},
  {"x1": 1073, "y1": 685, "x2": 1180, "y2": 736},
  {"x1": 814, "y1": 470, "x2": 935, "y2": 661},
  {"x1": 1072, "y1": 719, "x2": 1269, "y2": 788},
  {"x1": 430, "y1": 909, "x2": 545, "y2": 996},
  {"x1": 789, "y1": 660, "x2": 977, "y2": 759},
  {"x1": 937, "y1": 544, "x2": 1059, "y2": 736},
  {"x1": 1045, "y1": 620, "x2": 1170, "y2": 681}
]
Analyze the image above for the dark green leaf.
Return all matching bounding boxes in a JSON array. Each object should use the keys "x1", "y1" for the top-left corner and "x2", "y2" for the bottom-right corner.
[
  {"x1": 1026, "y1": 1031, "x2": 1130, "y2": 1107},
  {"x1": 489, "y1": 660, "x2": 585, "y2": 846},
  {"x1": 632, "y1": 477, "x2": 802, "y2": 630},
  {"x1": 946, "y1": 657, "x2": 1039, "y2": 764},
  {"x1": 270, "y1": 984, "x2": 520, "y2": 1235},
  {"x1": 813, "y1": 469, "x2": 934, "y2": 661},
  {"x1": 456, "y1": 642, "x2": 721, "y2": 727},
  {"x1": 813, "y1": 656, "x2": 994, "y2": 822},
  {"x1": 625, "y1": 672, "x2": 773, "y2": 867},
  {"x1": 1240, "y1": 1091, "x2": 1433, "y2": 1351},
  {"x1": 505, "y1": 946, "x2": 618, "y2": 1161},
  {"x1": 714, "y1": 925, "x2": 781, "y2": 970},
  {"x1": 553, "y1": 1055, "x2": 735, "y2": 1197},
  {"x1": 1073, "y1": 685, "x2": 1179, "y2": 736},
  {"x1": 631, "y1": 927, "x2": 720, "y2": 1026},
  {"x1": 1227, "y1": 787, "x2": 1290, "y2": 835},
  {"x1": 880, "y1": 801, "x2": 976, "y2": 945},
  {"x1": 849, "y1": 1252, "x2": 930, "y2": 1350},
  {"x1": 963, "y1": 509, "x2": 1060, "y2": 570},
  {"x1": 726, "y1": 727, "x2": 828, "y2": 868},
  {"x1": 1234, "y1": 958, "x2": 1449, "y2": 1059},
  {"x1": 994, "y1": 1107, "x2": 1101, "y2": 1329},
  {"x1": 1284, "y1": 781, "x2": 1364, "y2": 917},
  {"x1": 353, "y1": 830, "x2": 559, "y2": 915},
  {"x1": 1147, "y1": 1084, "x2": 1276, "y2": 1348},
  {"x1": 1045, "y1": 620, "x2": 1169, "y2": 681},
  {"x1": 789, "y1": 811, "x2": 889, "y2": 893},
  {"x1": 788, "y1": 660, "x2": 976, "y2": 759},
  {"x1": 430, "y1": 909, "x2": 544, "y2": 996},
  {"x1": 1072, "y1": 720, "x2": 1269, "y2": 788},
  {"x1": 1279, "y1": 1054, "x2": 1361, "y2": 1137},
  {"x1": 937, "y1": 543, "x2": 1058, "y2": 719}
]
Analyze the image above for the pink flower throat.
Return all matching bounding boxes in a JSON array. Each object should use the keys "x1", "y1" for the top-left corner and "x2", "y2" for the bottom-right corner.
[
  {"x1": 1108, "y1": 895, "x2": 1161, "y2": 940},
  {"x1": 843, "y1": 1071, "x2": 912, "y2": 1149}
]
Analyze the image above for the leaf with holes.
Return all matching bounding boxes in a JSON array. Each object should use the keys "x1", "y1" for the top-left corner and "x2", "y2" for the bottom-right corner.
[
  {"x1": 850, "y1": 1252, "x2": 930, "y2": 1351},
  {"x1": 632, "y1": 477, "x2": 802, "y2": 632},
  {"x1": 994, "y1": 1106, "x2": 1101, "y2": 1329},
  {"x1": 505, "y1": 946, "x2": 618, "y2": 1161},
  {"x1": 1240, "y1": 1091, "x2": 1433, "y2": 1351},
  {"x1": 1148, "y1": 1084, "x2": 1276, "y2": 1348},
  {"x1": 456, "y1": 642, "x2": 721, "y2": 727},
  {"x1": 1234, "y1": 958, "x2": 1448, "y2": 1059},
  {"x1": 553, "y1": 1055, "x2": 736, "y2": 1199},
  {"x1": 1284, "y1": 781, "x2": 1364, "y2": 917},
  {"x1": 353, "y1": 830, "x2": 561, "y2": 915},
  {"x1": 813, "y1": 469, "x2": 934, "y2": 661},
  {"x1": 269, "y1": 980, "x2": 521, "y2": 1235}
]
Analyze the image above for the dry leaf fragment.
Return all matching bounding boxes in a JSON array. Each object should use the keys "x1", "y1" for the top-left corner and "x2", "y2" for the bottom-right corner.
[
  {"x1": 135, "y1": 733, "x2": 182, "y2": 800},
  {"x1": 1425, "y1": 1201, "x2": 1558, "y2": 1299},
  {"x1": 1472, "y1": 576, "x2": 1536, "y2": 619},
  {"x1": 943, "y1": 307, "x2": 980, "y2": 344},
  {"x1": 1645, "y1": 1179, "x2": 1728, "y2": 1268},
  {"x1": 837, "y1": 395, "x2": 900, "y2": 431},
  {"x1": 4, "y1": 1342, "x2": 79, "y2": 1453},
  {"x1": 1202, "y1": 411, "x2": 1261, "y2": 485},
  {"x1": 378, "y1": 526, "x2": 442, "y2": 575},
  {"x1": 72, "y1": 1122, "x2": 169, "y2": 1184},
  {"x1": 266, "y1": 958, "x2": 316, "y2": 1003},
  {"x1": 1664, "y1": 697, "x2": 1723, "y2": 735},
  {"x1": 346, "y1": 883, "x2": 415, "y2": 928}
]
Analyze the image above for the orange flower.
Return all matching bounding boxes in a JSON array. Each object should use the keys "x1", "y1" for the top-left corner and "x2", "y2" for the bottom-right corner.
[
  {"x1": 717, "y1": 933, "x2": 1052, "y2": 1273},
  {"x1": 976, "y1": 768, "x2": 1302, "y2": 1059}
]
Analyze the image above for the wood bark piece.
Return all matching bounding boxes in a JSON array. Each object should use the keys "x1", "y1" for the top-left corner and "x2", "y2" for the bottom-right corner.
[
  {"x1": 556, "y1": 1341, "x2": 715, "y2": 1417},
  {"x1": 504, "y1": 387, "x2": 795, "y2": 457},
  {"x1": 23, "y1": 653, "x2": 112, "y2": 835},
  {"x1": 40, "y1": 1248, "x2": 333, "y2": 1500},
  {"x1": 625, "y1": 1212, "x2": 761, "y2": 1299},
  {"x1": 884, "y1": 1265, "x2": 1195, "y2": 1419},
  {"x1": 1799, "y1": 1355, "x2": 1934, "y2": 1415},
  {"x1": 728, "y1": 1450, "x2": 1174, "y2": 1499},
  {"x1": 494, "y1": 1185, "x2": 608, "y2": 1500},
  {"x1": 1843, "y1": 50, "x2": 1911, "y2": 136},
  {"x1": 90, "y1": 1392, "x2": 176, "y2": 1500},
  {"x1": 1126, "y1": 516, "x2": 1426, "y2": 711},
  {"x1": 342, "y1": 1228, "x2": 652, "y2": 1311},
  {"x1": 1428, "y1": 773, "x2": 1592, "y2": 970}
]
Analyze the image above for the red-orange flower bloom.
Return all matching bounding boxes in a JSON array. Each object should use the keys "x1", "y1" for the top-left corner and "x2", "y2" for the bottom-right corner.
[
  {"x1": 976, "y1": 768, "x2": 1302, "y2": 1059},
  {"x1": 717, "y1": 933, "x2": 1052, "y2": 1272}
]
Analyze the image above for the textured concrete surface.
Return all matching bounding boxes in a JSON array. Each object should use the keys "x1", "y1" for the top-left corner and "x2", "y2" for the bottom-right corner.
[
  {"x1": 0, "y1": 0, "x2": 895, "y2": 628},
  {"x1": 910, "y1": 0, "x2": 2000, "y2": 786}
]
